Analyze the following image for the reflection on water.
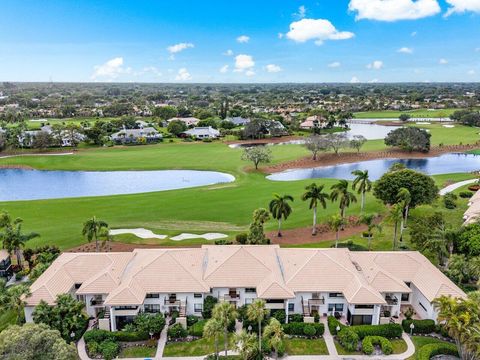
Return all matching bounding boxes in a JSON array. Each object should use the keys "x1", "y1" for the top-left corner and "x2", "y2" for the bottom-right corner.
[
  {"x1": 0, "y1": 169, "x2": 235, "y2": 201},
  {"x1": 267, "y1": 153, "x2": 480, "y2": 181}
]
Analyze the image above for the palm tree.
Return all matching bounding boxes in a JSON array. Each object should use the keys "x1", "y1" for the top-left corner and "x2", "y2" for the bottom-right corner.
[
  {"x1": 263, "y1": 318, "x2": 284, "y2": 360},
  {"x1": 301, "y1": 183, "x2": 329, "y2": 236},
  {"x1": 234, "y1": 330, "x2": 256, "y2": 360},
  {"x1": 387, "y1": 204, "x2": 403, "y2": 250},
  {"x1": 82, "y1": 216, "x2": 109, "y2": 252},
  {"x1": 351, "y1": 170, "x2": 372, "y2": 212},
  {"x1": 328, "y1": 215, "x2": 345, "y2": 248},
  {"x1": 359, "y1": 213, "x2": 382, "y2": 250},
  {"x1": 330, "y1": 180, "x2": 357, "y2": 228},
  {"x1": 203, "y1": 318, "x2": 224, "y2": 360},
  {"x1": 212, "y1": 302, "x2": 237, "y2": 357},
  {"x1": 0, "y1": 212, "x2": 39, "y2": 267},
  {"x1": 0, "y1": 283, "x2": 30, "y2": 323},
  {"x1": 269, "y1": 194, "x2": 294, "y2": 237},
  {"x1": 247, "y1": 299, "x2": 269, "y2": 357},
  {"x1": 396, "y1": 187, "x2": 411, "y2": 235}
]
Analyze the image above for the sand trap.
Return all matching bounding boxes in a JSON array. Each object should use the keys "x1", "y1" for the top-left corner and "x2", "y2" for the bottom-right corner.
[
  {"x1": 110, "y1": 228, "x2": 167, "y2": 239},
  {"x1": 0, "y1": 152, "x2": 74, "y2": 159},
  {"x1": 170, "y1": 233, "x2": 228, "y2": 241},
  {"x1": 416, "y1": 122, "x2": 430, "y2": 125},
  {"x1": 443, "y1": 125, "x2": 455, "y2": 128}
]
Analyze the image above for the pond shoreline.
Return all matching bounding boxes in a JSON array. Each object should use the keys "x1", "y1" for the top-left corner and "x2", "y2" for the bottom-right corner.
[{"x1": 263, "y1": 144, "x2": 480, "y2": 174}]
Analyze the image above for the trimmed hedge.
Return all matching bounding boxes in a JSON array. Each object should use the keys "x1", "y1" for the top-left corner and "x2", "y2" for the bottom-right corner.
[
  {"x1": 351, "y1": 323, "x2": 403, "y2": 339},
  {"x1": 402, "y1": 319, "x2": 435, "y2": 334},
  {"x1": 114, "y1": 330, "x2": 149, "y2": 341},
  {"x1": 282, "y1": 322, "x2": 324, "y2": 337},
  {"x1": 84, "y1": 329, "x2": 149, "y2": 343},
  {"x1": 328, "y1": 316, "x2": 345, "y2": 335},
  {"x1": 362, "y1": 336, "x2": 393, "y2": 355},
  {"x1": 338, "y1": 327, "x2": 359, "y2": 351},
  {"x1": 416, "y1": 343, "x2": 458, "y2": 360},
  {"x1": 168, "y1": 323, "x2": 188, "y2": 339}
]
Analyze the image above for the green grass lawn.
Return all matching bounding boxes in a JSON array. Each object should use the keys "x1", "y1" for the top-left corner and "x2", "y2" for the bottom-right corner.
[
  {"x1": 118, "y1": 345, "x2": 157, "y2": 358},
  {"x1": 163, "y1": 335, "x2": 234, "y2": 357},
  {"x1": 0, "y1": 124, "x2": 478, "y2": 251},
  {"x1": 334, "y1": 339, "x2": 362, "y2": 355},
  {"x1": 391, "y1": 338, "x2": 409, "y2": 354},
  {"x1": 0, "y1": 309, "x2": 17, "y2": 332},
  {"x1": 406, "y1": 335, "x2": 456, "y2": 360},
  {"x1": 284, "y1": 337, "x2": 329, "y2": 355},
  {"x1": 353, "y1": 108, "x2": 462, "y2": 119}
]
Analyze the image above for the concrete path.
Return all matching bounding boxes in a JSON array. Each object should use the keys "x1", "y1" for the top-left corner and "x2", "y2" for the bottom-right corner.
[
  {"x1": 321, "y1": 316, "x2": 339, "y2": 358},
  {"x1": 155, "y1": 323, "x2": 168, "y2": 359},
  {"x1": 439, "y1": 179, "x2": 477, "y2": 195}
]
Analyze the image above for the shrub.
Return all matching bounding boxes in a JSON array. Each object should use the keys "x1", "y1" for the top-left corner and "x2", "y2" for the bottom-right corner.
[
  {"x1": 86, "y1": 341, "x2": 100, "y2": 356},
  {"x1": 187, "y1": 315, "x2": 200, "y2": 327},
  {"x1": 114, "y1": 331, "x2": 149, "y2": 342},
  {"x1": 338, "y1": 327, "x2": 359, "y2": 352},
  {"x1": 100, "y1": 340, "x2": 120, "y2": 360},
  {"x1": 168, "y1": 323, "x2": 188, "y2": 339},
  {"x1": 403, "y1": 307, "x2": 416, "y2": 320},
  {"x1": 402, "y1": 319, "x2": 435, "y2": 334},
  {"x1": 351, "y1": 323, "x2": 403, "y2": 339},
  {"x1": 202, "y1": 296, "x2": 218, "y2": 319},
  {"x1": 84, "y1": 329, "x2": 115, "y2": 344},
  {"x1": 288, "y1": 314, "x2": 304, "y2": 323},
  {"x1": 459, "y1": 191, "x2": 473, "y2": 198},
  {"x1": 271, "y1": 310, "x2": 286, "y2": 324},
  {"x1": 443, "y1": 193, "x2": 457, "y2": 209},
  {"x1": 236, "y1": 233, "x2": 248, "y2": 244},
  {"x1": 188, "y1": 319, "x2": 207, "y2": 337},
  {"x1": 328, "y1": 316, "x2": 345, "y2": 335},
  {"x1": 416, "y1": 343, "x2": 458, "y2": 360},
  {"x1": 314, "y1": 312, "x2": 320, "y2": 323},
  {"x1": 362, "y1": 336, "x2": 393, "y2": 355},
  {"x1": 303, "y1": 324, "x2": 316, "y2": 338}
]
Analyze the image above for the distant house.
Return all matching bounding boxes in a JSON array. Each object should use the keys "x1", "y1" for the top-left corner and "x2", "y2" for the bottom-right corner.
[
  {"x1": 110, "y1": 127, "x2": 162, "y2": 144},
  {"x1": 266, "y1": 120, "x2": 287, "y2": 136},
  {"x1": 300, "y1": 115, "x2": 325, "y2": 130},
  {"x1": 18, "y1": 125, "x2": 85, "y2": 147},
  {"x1": 226, "y1": 117, "x2": 250, "y2": 126},
  {"x1": 167, "y1": 117, "x2": 200, "y2": 127},
  {"x1": 183, "y1": 126, "x2": 220, "y2": 139},
  {"x1": 0, "y1": 250, "x2": 12, "y2": 279}
]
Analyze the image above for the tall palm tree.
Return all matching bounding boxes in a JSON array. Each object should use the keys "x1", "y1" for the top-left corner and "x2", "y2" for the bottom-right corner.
[
  {"x1": 0, "y1": 283, "x2": 30, "y2": 323},
  {"x1": 234, "y1": 330, "x2": 256, "y2": 360},
  {"x1": 0, "y1": 212, "x2": 39, "y2": 267},
  {"x1": 351, "y1": 170, "x2": 372, "y2": 212},
  {"x1": 396, "y1": 187, "x2": 411, "y2": 235},
  {"x1": 328, "y1": 215, "x2": 345, "y2": 248},
  {"x1": 269, "y1": 194, "x2": 294, "y2": 237},
  {"x1": 387, "y1": 204, "x2": 403, "y2": 250},
  {"x1": 247, "y1": 299, "x2": 269, "y2": 357},
  {"x1": 359, "y1": 213, "x2": 382, "y2": 250},
  {"x1": 330, "y1": 180, "x2": 357, "y2": 228},
  {"x1": 82, "y1": 216, "x2": 109, "y2": 252},
  {"x1": 263, "y1": 318, "x2": 284, "y2": 360},
  {"x1": 203, "y1": 318, "x2": 224, "y2": 360},
  {"x1": 212, "y1": 302, "x2": 237, "y2": 357},
  {"x1": 301, "y1": 183, "x2": 329, "y2": 236}
]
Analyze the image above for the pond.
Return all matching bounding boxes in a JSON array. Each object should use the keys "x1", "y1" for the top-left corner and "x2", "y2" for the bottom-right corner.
[
  {"x1": 267, "y1": 153, "x2": 480, "y2": 182},
  {"x1": 0, "y1": 169, "x2": 235, "y2": 201}
]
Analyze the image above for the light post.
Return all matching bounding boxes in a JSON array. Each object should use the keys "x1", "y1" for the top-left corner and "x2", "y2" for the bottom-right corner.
[
  {"x1": 409, "y1": 322, "x2": 415, "y2": 336},
  {"x1": 247, "y1": 325, "x2": 252, "y2": 333},
  {"x1": 70, "y1": 331, "x2": 75, "y2": 341},
  {"x1": 336, "y1": 325, "x2": 341, "y2": 334},
  {"x1": 149, "y1": 331, "x2": 153, "y2": 339}
]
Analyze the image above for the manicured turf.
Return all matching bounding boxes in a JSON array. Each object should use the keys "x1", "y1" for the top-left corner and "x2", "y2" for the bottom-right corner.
[
  {"x1": 284, "y1": 337, "x2": 329, "y2": 355},
  {"x1": 406, "y1": 335, "x2": 456, "y2": 360},
  {"x1": 391, "y1": 338, "x2": 409, "y2": 354},
  {"x1": 334, "y1": 339, "x2": 362, "y2": 355},
  {"x1": 162, "y1": 335, "x2": 233, "y2": 357},
  {"x1": 353, "y1": 108, "x2": 462, "y2": 119},
  {"x1": 118, "y1": 345, "x2": 157, "y2": 358}
]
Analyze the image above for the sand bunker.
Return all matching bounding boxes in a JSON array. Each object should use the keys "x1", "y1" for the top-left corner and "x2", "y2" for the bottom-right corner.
[
  {"x1": 170, "y1": 233, "x2": 228, "y2": 241},
  {"x1": 109, "y1": 228, "x2": 167, "y2": 239}
]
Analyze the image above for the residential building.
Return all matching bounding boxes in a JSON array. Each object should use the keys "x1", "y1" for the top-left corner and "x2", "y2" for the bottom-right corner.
[
  {"x1": 110, "y1": 127, "x2": 162, "y2": 144},
  {"x1": 183, "y1": 126, "x2": 220, "y2": 139},
  {"x1": 300, "y1": 115, "x2": 325, "y2": 130},
  {"x1": 18, "y1": 125, "x2": 85, "y2": 147},
  {"x1": 0, "y1": 250, "x2": 12, "y2": 279},
  {"x1": 226, "y1": 117, "x2": 250, "y2": 127},
  {"x1": 167, "y1": 117, "x2": 200, "y2": 127},
  {"x1": 24, "y1": 245, "x2": 465, "y2": 331}
]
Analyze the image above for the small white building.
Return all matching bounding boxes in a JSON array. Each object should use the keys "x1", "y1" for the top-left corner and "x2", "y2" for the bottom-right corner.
[
  {"x1": 167, "y1": 117, "x2": 200, "y2": 127},
  {"x1": 183, "y1": 126, "x2": 220, "y2": 139}
]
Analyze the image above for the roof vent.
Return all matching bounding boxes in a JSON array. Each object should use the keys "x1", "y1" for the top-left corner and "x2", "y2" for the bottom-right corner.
[{"x1": 352, "y1": 261, "x2": 362, "y2": 272}]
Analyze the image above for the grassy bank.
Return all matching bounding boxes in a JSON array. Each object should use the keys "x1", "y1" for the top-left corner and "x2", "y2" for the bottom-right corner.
[{"x1": 353, "y1": 108, "x2": 461, "y2": 119}]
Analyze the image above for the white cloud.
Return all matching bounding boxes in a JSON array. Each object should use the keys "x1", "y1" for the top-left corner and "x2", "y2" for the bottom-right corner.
[
  {"x1": 245, "y1": 70, "x2": 256, "y2": 77},
  {"x1": 136, "y1": 66, "x2": 162, "y2": 77},
  {"x1": 91, "y1": 57, "x2": 131, "y2": 80},
  {"x1": 294, "y1": 5, "x2": 307, "y2": 18},
  {"x1": 468, "y1": 69, "x2": 476, "y2": 75},
  {"x1": 398, "y1": 47, "x2": 413, "y2": 54},
  {"x1": 219, "y1": 65, "x2": 229, "y2": 73},
  {"x1": 369, "y1": 78, "x2": 379, "y2": 83},
  {"x1": 348, "y1": 0, "x2": 441, "y2": 21},
  {"x1": 265, "y1": 64, "x2": 282, "y2": 73},
  {"x1": 367, "y1": 60, "x2": 384, "y2": 69},
  {"x1": 237, "y1": 35, "x2": 250, "y2": 43},
  {"x1": 223, "y1": 49, "x2": 234, "y2": 56},
  {"x1": 167, "y1": 42, "x2": 194, "y2": 54},
  {"x1": 350, "y1": 76, "x2": 360, "y2": 83},
  {"x1": 445, "y1": 0, "x2": 480, "y2": 16},
  {"x1": 411, "y1": 31, "x2": 418, "y2": 36},
  {"x1": 286, "y1": 18, "x2": 354, "y2": 45},
  {"x1": 439, "y1": 58, "x2": 448, "y2": 64},
  {"x1": 328, "y1": 61, "x2": 341, "y2": 68},
  {"x1": 278, "y1": 32, "x2": 284, "y2": 39},
  {"x1": 234, "y1": 54, "x2": 255, "y2": 72},
  {"x1": 175, "y1": 68, "x2": 192, "y2": 81}
]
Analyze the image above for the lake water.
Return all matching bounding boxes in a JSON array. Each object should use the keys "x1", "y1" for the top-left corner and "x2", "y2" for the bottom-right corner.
[
  {"x1": 0, "y1": 169, "x2": 235, "y2": 201},
  {"x1": 267, "y1": 153, "x2": 480, "y2": 181}
]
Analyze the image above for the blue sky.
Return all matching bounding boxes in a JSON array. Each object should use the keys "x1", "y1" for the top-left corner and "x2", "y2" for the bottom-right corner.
[{"x1": 0, "y1": 0, "x2": 479, "y2": 83}]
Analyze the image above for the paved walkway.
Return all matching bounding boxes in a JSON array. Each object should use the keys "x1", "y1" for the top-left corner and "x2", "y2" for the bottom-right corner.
[{"x1": 439, "y1": 178, "x2": 477, "y2": 195}]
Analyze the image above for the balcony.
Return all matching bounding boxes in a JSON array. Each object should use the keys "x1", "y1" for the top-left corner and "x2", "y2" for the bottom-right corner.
[
  {"x1": 90, "y1": 298, "x2": 105, "y2": 307},
  {"x1": 308, "y1": 298, "x2": 325, "y2": 306},
  {"x1": 164, "y1": 298, "x2": 181, "y2": 306},
  {"x1": 385, "y1": 295, "x2": 399, "y2": 305},
  {"x1": 222, "y1": 293, "x2": 240, "y2": 302}
]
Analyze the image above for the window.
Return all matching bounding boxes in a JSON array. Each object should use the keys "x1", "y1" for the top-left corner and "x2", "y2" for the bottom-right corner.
[
  {"x1": 329, "y1": 293, "x2": 343, "y2": 298},
  {"x1": 245, "y1": 298, "x2": 254, "y2": 305},
  {"x1": 312, "y1": 292, "x2": 321, "y2": 299},
  {"x1": 328, "y1": 304, "x2": 344, "y2": 312},
  {"x1": 74, "y1": 283, "x2": 82, "y2": 289},
  {"x1": 266, "y1": 299, "x2": 284, "y2": 304},
  {"x1": 194, "y1": 303, "x2": 203, "y2": 312},
  {"x1": 194, "y1": 293, "x2": 202, "y2": 298},
  {"x1": 146, "y1": 293, "x2": 159, "y2": 299},
  {"x1": 245, "y1": 288, "x2": 256, "y2": 293},
  {"x1": 355, "y1": 305, "x2": 374, "y2": 309},
  {"x1": 401, "y1": 293, "x2": 410, "y2": 302},
  {"x1": 114, "y1": 306, "x2": 138, "y2": 310},
  {"x1": 419, "y1": 302, "x2": 427, "y2": 312},
  {"x1": 288, "y1": 303, "x2": 295, "y2": 312},
  {"x1": 144, "y1": 304, "x2": 160, "y2": 313}
]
